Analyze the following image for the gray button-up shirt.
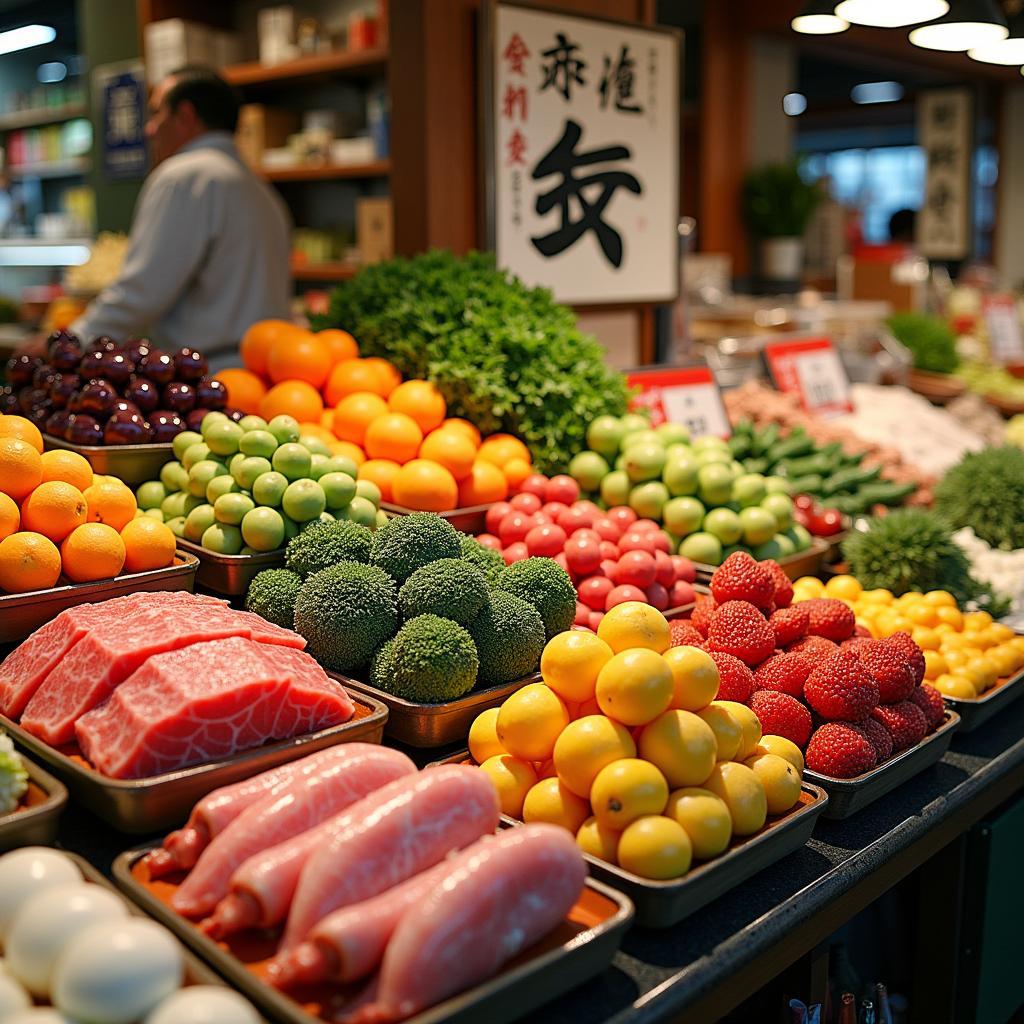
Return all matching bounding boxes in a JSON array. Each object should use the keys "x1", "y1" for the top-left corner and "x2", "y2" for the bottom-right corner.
[{"x1": 72, "y1": 132, "x2": 291, "y2": 360}]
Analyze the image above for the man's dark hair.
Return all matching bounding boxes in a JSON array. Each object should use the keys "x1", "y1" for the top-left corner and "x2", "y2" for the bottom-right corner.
[
  {"x1": 888, "y1": 208, "x2": 917, "y2": 244},
  {"x1": 164, "y1": 66, "x2": 240, "y2": 132}
]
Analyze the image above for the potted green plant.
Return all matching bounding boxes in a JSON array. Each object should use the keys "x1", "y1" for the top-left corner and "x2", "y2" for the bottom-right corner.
[{"x1": 742, "y1": 161, "x2": 822, "y2": 281}]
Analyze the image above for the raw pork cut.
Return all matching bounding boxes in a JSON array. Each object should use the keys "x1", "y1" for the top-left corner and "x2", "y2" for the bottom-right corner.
[{"x1": 73, "y1": 638, "x2": 353, "y2": 779}]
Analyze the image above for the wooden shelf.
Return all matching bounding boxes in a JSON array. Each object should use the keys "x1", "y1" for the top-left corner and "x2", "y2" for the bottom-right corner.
[
  {"x1": 261, "y1": 159, "x2": 390, "y2": 182},
  {"x1": 223, "y1": 47, "x2": 388, "y2": 88},
  {"x1": 290, "y1": 260, "x2": 359, "y2": 282},
  {"x1": 8, "y1": 157, "x2": 90, "y2": 180},
  {"x1": 0, "y1": 103, "x2": 87, "y2": 132}
]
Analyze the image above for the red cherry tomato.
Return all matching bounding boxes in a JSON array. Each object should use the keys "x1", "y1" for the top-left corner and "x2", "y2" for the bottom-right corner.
[
  {"x1": 485, "y1": 502, "x2": 512, "y2": 534},
  {"x1": 631, "y1": 519, "x2": 662, "y2": 535},
  {"x1": 574, "y1": 499, "x2": 601, "y2": 518},
  {"x1": 502, "y1": 541, "x2": 529, "y2": 564},
  {"x1": 653, "y1": 549, "x2": 676, "y2": 588},
  {"x1": 518, "y1": 474, "x2": 549, "y2": 498},
  {"x1": 616, "y1": 549, "x2": 657, "y2": 588},
  {"x1": 599, "y1": 541, "x2": 621, "y2": 561},
  {"x1": 669, "y1": 580, "x2": 696, "y2": 608},
  {"x1": 574, "y1": 601, "x2": 591, "y2": 626},
  {"x1": 606, "y1": 506, "x2": 638, "y2": 530},
  {"x1": 545, "y1": 474, "x2": 581, "y2": 505},
  {"x1": 498, "y1": 511, "x2": 533, "y2": 545},
  {"x1": 812, "y1": 508, "x2": 844, "y2": 536},
  {"x1": 645, "y1": 582, "x2": 669, "y2": 611},
  {"x1": 648, "y1": 530, "x2": 672, "y2": 554},
  {"x1": 587, "y1": 610, "x2": 605, "y2": 631},
  {"x1": 509, "y1": 492, "x2": 542, "y2": 514},
  {"x1": 525, "y1": 523, "x2": 567, "y2": 557},
  {"x1": 565, "y1": 535, "x2": 602, "y2": 576},
  {"x1": 541, "y1": 501, "x2": 569, "y2": 521},
  {"x1": 671, "y1": 555, "x2": 697, "y2": 583},
  {"x1": 793, "y1": 494, "x2": 815, "y2": 512},
  {"x1": 553, "y1": 551, "x2": 571, "y2": 575},
  {"x1": 475, "y1": 533, "x2": 503, "y2": 551},
  {"x1": 592, "y1": 516, "x2": 622, "y2": 542},
  {"x1": 600, "y1": 558, "x2": 619, "y2": 580},
  {"x1": 619, "y1": 530, "x2": 655, "y2": 554},
  {"x1": 557, "y1": 506, "x2": 594, "y2": 532},
  {"x1": 605, "y1": 584, "x2": 647, "y2": 610},
  {"x1": 578, "y1": 575, "x2": 614, "y2": 610}
]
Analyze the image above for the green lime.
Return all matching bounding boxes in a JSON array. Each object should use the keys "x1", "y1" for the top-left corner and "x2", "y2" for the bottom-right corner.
[
  {"x1": 239, "y1": 429, "x2": 277, "y2": 459},
  {"x1": 202, "y1": 522, "x2": 244, "y2": 554},
  {"x1": 319, "y1": 472, "x2": 356, "y2": 511},
  {"x1": 355, "y1": 479, "x2": 382, "y2": 508},
  {"x1": 166, "y1": 515, "x2": 187, "y2": 538},
  {"x1": 206, "y1": 475, "x2": 240, "y2": 503},
  {"x1": 205, "y1": 420, "x2": 244, "y2": 457},
  {"x1": 184, "y1": 504, "x2": 216, "y2": 543},
  {"x1": 159, "y1": 461, "x2": 188, "y2": 493},
  {"x1": 232, "y1": 455, "x2": 272, "y2": 490},
  {"x1": 282, "y1": 479, "x2": 326, "y2": 522},
  {"x1": 267, "y1": 414, "x2": 301, "y2": 445},
  {"x1": 241, "y1": 506, "x2": 285, "y2": 551},
  {"x1": 238, "y1": 414, "x2": 268, "y2": 432},
  {"x1": 188, "y1": 459, "x2": 228, "y2": 497},
  {"x1": 172, "y1": 430, "x2": 203, "y2": 462},
  {"x1": 182, "y1": 442, "x2": 212, "y2": 471},
  {"x1": 215, "y1": 492, "x2": 256, "y2": 526},
  {"x1": 252, "y1": 470, "x2": 289, "y2": 507},
  {"x1": 135, "y1": 480, "x2": 166, "y2": 510},
  {"x1": 300, "y1": 434, "x2": 332, "y2": 457},
  {"x1": 272, "y1": 443, "x2": 312, "y2": 482}
]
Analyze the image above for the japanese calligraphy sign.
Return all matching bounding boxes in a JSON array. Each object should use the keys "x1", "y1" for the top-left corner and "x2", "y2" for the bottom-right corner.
[
  {"x1": 94, "y1": 62, "x2": 148, "y2": 181},
  {"x1": 484, "y1": 3, "x2": 679, "y2": 305},
  {"x1": 984, "y1": 294, "x2": 1024, "y2": 365},
  {"x1": 762, "y1": 337, "x2": 853, "y2": 418},
  {"x1": 916, "y1": 89, "x2": 971, "y2": 261},
  {"x1": 627, "y1": 365, "x2": 731, "y2": 439}
]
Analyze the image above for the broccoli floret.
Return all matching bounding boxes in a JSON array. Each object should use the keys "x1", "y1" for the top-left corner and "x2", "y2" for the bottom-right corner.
[
  {"x1": 385, "y1": 614, "x2": 479, "y2": 702},
  {"x1": 285, "y1": 518, "x2": 373, "y2": 579},
  {"x1": 399, "y1": 558, "x2": 488, "y2": 625},
  {"x1": 496, "y1": 557, "x2": 576, "y2": 640},
  {"x1": 469, "y1": 591, "x2": 545, "y2": 687},
  {"x1": 245, "y1": 568, "x2": 303, "y2": 630},
  {"x1": 460, "y1": 535, "x2": 506, "y2": 586},
  {"x1": 0, "y1": 734, "x2": 27, "y2": 815},
  {"x1": 370, "y1": 512, "x2": 461, "y2": 584},
  {"x1": 369, "y1": 638, "x2": 396, "y2": 690},
  {"x1": 294, "y1": 562, "x2": 398, "y2": 671}
]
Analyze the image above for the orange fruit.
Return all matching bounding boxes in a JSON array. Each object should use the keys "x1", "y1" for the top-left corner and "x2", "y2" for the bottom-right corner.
[
  {"x1": 364, "y1": 412, "x2": 423, "y2": 464},
  {"x1": 240, "y1": 319, "x2": 303, "y2": 376},
  {"x1": 333, "y1": 392, "x2": 389, "y2": 446},
  {"x1": 387, "y1": 380, "x2": 446, "y2": 434},
  {"x1": 0, "y1": 532, "x2": 61, "y2": 593},
  {"x1": 361, "y1": 358, "x2": 402, "y2": 397},
  {"x1": 358, "y1": 459, "x2": 401, "y2": 503},
  {"x1": 324, "y1": 359, "x2": 392, "y2": 405},
  {"x1": 317, "y1": 329, "x2": 359, "y2": 365},
  {"x1": 20, "y1": 481, "x2": 88, "y2": 543},
  {"x1": 0, "y1": 415, "x2": 43, "y2": 453},
  {"x1": 266, "y1": 330, "x2": 332, "y2": 388},
  {"x1": 458, "y1": 460, "x2": 509, "y2": 506},
  {"x1": 214, "y1": 368, "x2": 268, "y2": 416},
  {"x1": 478, "y1": 434, "x2": 531, "y2": 467},
  {"x1": 0, "y1": 493, "x2": 19, "y2": 542},
  {"x1": 503, "y1": 458, "x2": 533, "y2": 487},
  {"x1": 329, "y1": 440, "x2": 366, "y2": 465},
  {"x1": 438, "y1": 418, "x2": 481, "y2": 447},
  {"x1": 38, "y1": 449, "x2": 93, "y2": 492},
  {"x1": 0, "y1": 438, "x2": 43, "y2": 502},
  {"x1": 391, "y1": 459, "x2": 458, "y2": 511},
  {"x1": 83, "y1": 480, "x2": 137, "y2": 531},
  {"x1": 259, "y1": 380, "x2": 324, "y2": 423},
  {"x1": 60, "y1": 523, "x2": 126, "y2": 583},
  {"x1": 120, "y1": 516, "x2": 177, "y2": 572},
  {"x1": 298, "y1": 422, "x2": 336, "y2": 444},
  {"x1": 419, "y1": 429, "x2": 476, "y2": 481}
]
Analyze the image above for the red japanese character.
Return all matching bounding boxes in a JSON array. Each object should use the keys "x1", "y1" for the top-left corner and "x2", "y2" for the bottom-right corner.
[
  {"x1": 502, "y1": 84, "x2": 528, "y2": 121},
  {"x1": 503, "y1": 33, "x2": 530, "y2": 75},
  {"x1": 506, "y1": 129, "x2": 528, "y2": 167}
]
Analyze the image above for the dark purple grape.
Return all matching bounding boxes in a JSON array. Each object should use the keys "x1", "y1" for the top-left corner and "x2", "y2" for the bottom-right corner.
[
  {"x1": 76, "y1": 379, "x2": 118, "y2": 417},
  {"x1": 123, "y1": 338, "x2": 151, "y2": 363},
  {"x1": 18, "y1": 387, "x2": 48, "y2": 415},
  {"x1": 174, "y1": 347, "x2": 208, "y2": 383},
  {"x1": 88, "y1": 335, "x2": 119, "y2": 353},
  {"x1": 195, "y1": 377, "x2": 228, "y2": 411},
  {"x1": 185, "y1": 408, "x2": 211, "y2": 432},
  {"x1": 78, "y1": 350, "x2": 108, "y2": 380},
  {"x1": 98, "y1": 351, "x2": 135, "y2": 388},
  {"x1": 45, "y1": 409, "x2": 74, "y2": 437},
  {"x1": 46, "y1": 328, "x2": 78, "y2": 351},
  {"x1": 137, "y1": 349, "x2": 175, "y2": 385},
  {"x1": 49, "y1": 336, "x2": 83, "y2": 371},
  {"x1": 123, "y1": 376, "x2": 159, "y2": 414},
  {"x1": 66, "y1": 413, "x2": 103, "y2": 446},
  {"x1": 0, "y1": 386, "x2": 17, "y2": 415},
  {"x1": 149, "y1": 409, "x2": 184, "y2": 442},
  {"x1": 32, "y1": 365, "x2": 57, "y2": 391},
  {"x1": 6, "y1": 354, "x2": 41, "y2": 388},
  {"x1": 162, "y1": 381, "x2": 196, "y2": 413},
  {"x1": 48, "y1": 373, "x2": 81, "y2": 409},
  {"x1": 104, "y1": 409, "x2": 153, "y2": 444},
  {"x1": 224, "y1": 408, "x2": 245, "y2": 423},
  {"x1": 109, "y1": 399, "x2": 142, "y2": 420},
  {"x1": 26, "y1": 401, "x2": 53, "y2": 428}
]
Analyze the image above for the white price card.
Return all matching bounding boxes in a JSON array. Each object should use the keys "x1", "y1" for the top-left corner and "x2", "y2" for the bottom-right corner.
[
  {"x1": 627, "y1": 366, "x2": 731, "y2": 439},
  {"x1": 763, "y1": 337, "x2": 853, "y2": 418},
  {"x1": 984, "y1": 294, "x2": 1024, "y2": 365}
]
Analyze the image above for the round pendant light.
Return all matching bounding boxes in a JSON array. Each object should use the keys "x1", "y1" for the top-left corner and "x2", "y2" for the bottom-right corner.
[
  {"x1": 792, "y1": 0, "x2": 850, "y2": 34},
  {"x1": 909, "y1": 0, "x2": 1008, "y2": 50},
  {"x1": 968, "y1": 11, "x2": 1024, "y2": 62},
  {"x1": 834, "y1": 0, "x2": 948, "y2": 28}
]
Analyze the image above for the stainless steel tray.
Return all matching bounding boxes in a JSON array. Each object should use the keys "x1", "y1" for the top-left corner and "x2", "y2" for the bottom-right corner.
[
  {"x1": 381, "y1": 501, "x2": 494, "y2": 535},
  {"x1": 0, "y1": 690, "x2": 387, "y2": 833},
  {"x1": 43, "y1": 431, "x2": 175, "y2": 485},
  {"x1": 333, "y1": 672, "x2": 540, "y2": 748},
  {"x1": 114, "y1": 842, "x2": 632, "y2": 1024},
  {"x1": 176, "y1": 538, "x2": 285, "y2": 596},
  {"x1": 0, "y1": 551, "x2": 199, "y2": 644},
  {"x1": 693, "y1": 537, "x2": 831, "y2": 581},
  {"x1": 941, "y1": 670, "x2": 1024, "y2": 734},
  {"x1": 804, "y1": 710, "x2": 960, "y2": 819},
  {"x1": 0, "y1": 756, "x2": 67, "y2": 851}
]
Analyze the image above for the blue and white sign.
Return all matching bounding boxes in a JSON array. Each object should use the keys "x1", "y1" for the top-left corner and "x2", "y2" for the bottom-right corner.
[{"x1": 96, "y1": 63, "x2": 148, "y2": 180}]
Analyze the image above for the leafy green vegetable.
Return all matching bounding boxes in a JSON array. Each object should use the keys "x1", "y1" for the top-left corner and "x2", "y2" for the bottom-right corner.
[
  {"x1": 886, "y1": 312, "x2": 958, "y2": 374},
  {"x1": 742, "y1": 162, "x2": 821, "y2": 238},
  {"x1": 934, "y1": 446, "x2": 1024, "y2": 551},
  {"x1": 311, "y1": 250, "x2": 631, "y2": 474}
]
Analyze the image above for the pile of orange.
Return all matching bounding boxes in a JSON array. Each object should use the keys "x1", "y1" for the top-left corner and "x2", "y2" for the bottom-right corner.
[
  {"x1": 215, "y1": 320, "x2": 535, "y2": 512},
  {"x1": 0, "y1": 415, "x2": 177, "y2": 594}
]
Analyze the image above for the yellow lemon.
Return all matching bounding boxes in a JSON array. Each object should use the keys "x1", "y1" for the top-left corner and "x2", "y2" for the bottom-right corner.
[
  {"x1": 665, "y1": 787, "x2": 732, "y2": 859},
  {"x1": 662, "y1": 645, "x2": 719, "y2": 711},
  {"x1": 923, "y1": 590, "x2": 956, "y2": 608},
  {"x1": 942, "y1": 648, "x2": 969, "y2": 669},
  {"x1": 638, "y1": 710, "x2": 718, "y2": 788},
  {"x1": 967, "y1": 658, "x2": 997, "y2": 693},
  {"x1": 522, "y1": 777, "x2": 591, "y2": 833},
  {"x1": 824, "y1": 574, "x2": 862, "y2": 601},
  {"x1": 590, "y1": 758, "x2": 669, "y2": 830},
  {"x1": 540, "y1": 630, "x2": 613, "y2": 704},
  {"x1": 792, "y1": 576, "x2": 825, "y2": 598},
  {"x1": 576, "y1": 815, "x2": 621, "y2": 863},
  {"x1": 998, "y1": 643, "x2": 1024, "y2": 673},
  {"x1": 703, "y1": 761, "x2": 768, "y2": 836},
  {"x1": 860, "y1": 588, "x2": 894, "y2": 604},
  {"x1": 934, "y1": 622, "x2": 956, "y2": 636},
  {"x1": 754, "y1": 735, "x2": 805, "y2": 774},
  {"x1": 933, "y1": 674, "x2": 976, "y2": 699},
  {"x1": 468, "y1": 707, "x2": 504, "y2": 764},
  {"x1": 923, "y1": 649, "x2": 948, "y2": 681},
  {"x1": 697, "y1": 704, "x2": 743, "y2": 762},
  {"x1": 595, "y1": 648, "x2": 674, "y2": 726},
  {"x1": 941, "y1": 632, "x2": 970, "y2": 651},
  {"x1": 963, "y1": 611, "x2": 993, "y2": 632},
  {"x1": 617, "y1": 815, "x2": 692, "y2": 880},
  {"x1": 935, "y1": 606, "x2": 964, "y2": 630},
  {"x1": 907, "y1": 604, "x2": 939, "y2": 628},
  {"x1": 553, "y1": 715, "x2": 636, "y2": 798},
  {"x1": 596, "y1": 601, "x2": 670, "y2": 654},
  {"x1": 1012, "y1": 637, "x2": 1024, "y2": 657},
  {"x1": 912, "y1": 627, "x2": 941, "y2": 652},
  {"x1": 496, "y1": 682, "x2": 569, "y2": 762},
  {"x1": 713, "y1": 700, "x2": 762, "y2": 760},
  {"x1": 479, "y1": 754, "x2": 537, "y2": 817},
  {"x1": 743, "y1": 753, "x2": 802, "y2": 815}
]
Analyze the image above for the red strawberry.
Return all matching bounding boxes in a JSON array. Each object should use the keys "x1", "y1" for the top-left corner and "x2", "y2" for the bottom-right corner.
[
  {"x1": 669, "y1": 620, "x2": 705, "y2": 649},
  {"x1": 753, "y1": 652, "x2": 814, "y2": 699},
  {"x1": 804, "y1": 651, "x2": 879, "y2": 721},
  {"x1": 909, "y1": 683, "x2": 945, "y2": 732},
  {"x1": 769, "y1": 605, "x2": 808, "y2": 647},
  {"x1": 853, "y1": 624, "x2": 872, "y2": 638},
  {"x1": 857, "y1": 640, "x2": 915, "y2": 704},
  {"x1": 706, "y1": 600, "x2": 777, "y2": 667},
  {"x1": 788, "y1": 635, "x2": 838, "y2": 658},
  {"x1": 886, "y1": 632, "x2": 926, "y2": 686},
  {"x1": 859, "y1": 717, "x2": 894, "y2": 762},
  {"x1": 840, "y1": 636, "x2": 872, "y2": 654},
  {"x1": 806, "y1": 722, "x2": 877, "y2": 778},
  {"x1": 690, "y1": 593, "x2": 718, "y2": 638},
  {"x1": 750, "y1": 690, "x2": 812, "y2": 747},
  {"x1": 709, "y1": 552, "x2": 775, "y2": 611},
  {"x1": 763, "y1": 560, "x2": 793, "y2": 608},
  {"x1": 870, "y1": 701, "x2": 928, "y2": 752},
  {"x1": 707, "y1": 650, "x2": 754, "y2": 703},
  {"x1": 801, "y1": 598, "x2": 856, "y2": 641}
]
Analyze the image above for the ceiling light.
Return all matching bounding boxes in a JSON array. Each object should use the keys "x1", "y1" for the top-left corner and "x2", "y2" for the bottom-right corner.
[
  {"x1": 37, "y1": 62, "x2": 67, "y2": 84},
  {"x1": 909, "y1": 0, "x2": 1007, "y2": 50},
  {"x1": 783, "y1": 93, "x2": 808, "y2": 116},
  {"x1": 851, "y1": 81, "x2": 904, "y2": 103},
  {"x1": 0, "y1": 24, "x2": 56, "y2": 56},
  {"x1": 968, "y1": 11, "x2": 1024, "y2": 62},
  {"x1": 834, "y1": 0, "x2": 948, "y2": 28},
  {"x1": 792, "y1": 0, "x2": 849, "y2": 34}
]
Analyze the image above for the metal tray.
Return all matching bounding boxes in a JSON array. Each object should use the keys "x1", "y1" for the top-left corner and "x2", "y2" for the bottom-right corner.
[
  {"x1": 0, "y1": 756, "x2": 67, "y2": 851},
  {"x1": 43, "y1": 432, "x2": 175, "y2": 485},
  {"x1": 0, "y1": 551, "x2": 199, "y2": 644},
  {"x1": 941, "y1": 669, "x2": 1024, "y2": 734},
  {"x1": 333, "y1": 672, "x2": 540, "y2": 748},
  {"x1": 0, "y1": 690, "x2": 387, "y2": 834},
  {"x1": 693, "y1": 537, "x2": 831, "y2": 582},
  {"x1": 114, "y1": 843, "x2": 632, "y2": 1024},
  {"x1": 434, "y1": 751, "x2": 828, "y2": 929},
  {"x1": 176, "y1": 538, "x2": 285, "y2": 596},
  {"x1": 381, "y1": 501, "x2": 494, "y2": 535},
  {"x1": 804, "y1": 710, "x2": 960, "y2": 820}
]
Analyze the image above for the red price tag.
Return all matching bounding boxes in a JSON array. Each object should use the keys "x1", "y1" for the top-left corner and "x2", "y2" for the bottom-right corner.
[
  {"x1": 762, "y1": 337, "x2": 852, "y2": 417},
  {"x1": 626, "y1": 365, "x2": 731, "y2": 438},
  {"x1": 983, "y1": 294, "x2": 1024, "y2": 364}
]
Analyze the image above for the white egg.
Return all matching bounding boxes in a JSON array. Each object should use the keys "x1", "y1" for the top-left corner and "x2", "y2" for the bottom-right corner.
[
  {"x1": 7, "y1": 883, "x2": 129, "y2": 996},
  {"x1": 144, "y1": 985, "x2": 262, "y2": 1024},
  {"x1": 4, "y1": 1012, "x2": 74, "y2": 1024},
  {"x1": 0, "y1": 972, "x2": 30, "y2": 1016},
  {"x1": 53, "y1": 919, "x2": 183, "y2": 1024},
  {"x1": 0, "y1": 848, "x2": 81, "y2": 943}
]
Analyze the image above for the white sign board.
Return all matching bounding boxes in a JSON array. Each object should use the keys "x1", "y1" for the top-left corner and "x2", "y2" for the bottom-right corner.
[
  {"x1": 917, "y1": 89, "x2": 972, "y2": 261},
  {"x1": 487, "y1": 3, "x2": 679, "y2": 305}
]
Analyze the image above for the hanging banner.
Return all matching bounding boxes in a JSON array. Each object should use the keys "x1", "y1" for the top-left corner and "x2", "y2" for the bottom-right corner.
[
  {"x1": 916, "y1": 89, "x2": 971, "y2": 261},
  {"x1": 763, "y1": 337, "x2": 853, "y2": 417},
  {"x1": 627, "y1": 365, "x2": 731, "y2": 438},
  {"x1": 482, "y1": 2, "x2": 680, "y2": 305},
  {"x1": 94, "y1": 61, "x2": 148, "y2": 181}
]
